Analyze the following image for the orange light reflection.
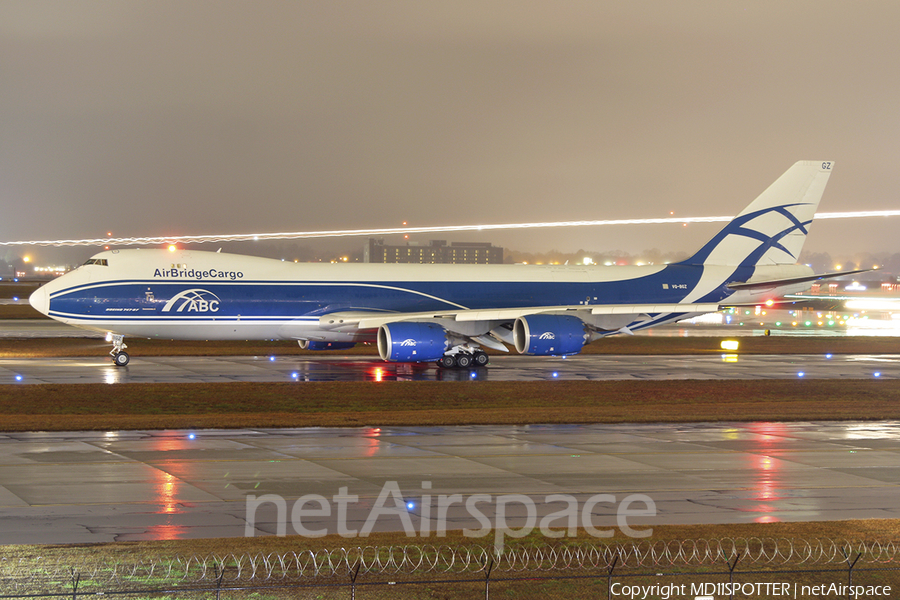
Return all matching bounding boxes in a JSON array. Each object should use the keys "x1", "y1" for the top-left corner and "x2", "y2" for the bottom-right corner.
[
  {"x1": 145, "y1": 435, "x2": 193, "y2": 539},
  {"x1": 746, "y1": 422, "x2": 786, "y2": 523}
]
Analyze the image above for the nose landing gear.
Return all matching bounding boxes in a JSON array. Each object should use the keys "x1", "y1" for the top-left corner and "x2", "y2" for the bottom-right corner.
[{"x1": 108, "y1": 334, "x2": 130, "y2": 367}]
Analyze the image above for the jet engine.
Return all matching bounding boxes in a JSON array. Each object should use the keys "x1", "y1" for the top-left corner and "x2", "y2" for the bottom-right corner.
[
  {"x1": 377, "y1": 322, "x2": 450, "y2": 362},
  {"x1": 513, "y1": 314, "x2": 589, "y2": 356},
  {"x1": 298, "y1": 340, "x2": 357, "y2": 351}
]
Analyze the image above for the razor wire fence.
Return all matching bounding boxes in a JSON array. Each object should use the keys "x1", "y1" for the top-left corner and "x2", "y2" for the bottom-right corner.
[{"x1": 2, "y1": 537, "x2": 899, "y2": 598}]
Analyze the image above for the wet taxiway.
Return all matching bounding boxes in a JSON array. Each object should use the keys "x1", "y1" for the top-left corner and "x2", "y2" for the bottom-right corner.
[
  {"x1": 1, "y1": 352, "x2": 896, "y2": 384},
  {"x1": 1, "y1": 422, "x2": 898, "y2": 544}
]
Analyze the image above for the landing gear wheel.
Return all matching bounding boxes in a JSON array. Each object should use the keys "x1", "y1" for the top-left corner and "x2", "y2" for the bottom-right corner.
[
  {"x1": 438, "y1": 355, "x2": 457, "y2": 368},
  {"x1": 113, "y1": 351, "x2": 130, "y2": 367},
  {"x1": 456, "y1": 354, "x2": 472, "y2": 368},
  {"x1": 108, "y1": 333, "x2": 129, "y2": 366},
  {"x1": 474, "y1": 351, "x2": 489, "y2": 367}
]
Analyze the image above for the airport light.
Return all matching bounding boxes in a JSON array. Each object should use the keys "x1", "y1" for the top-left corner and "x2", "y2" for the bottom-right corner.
[{"x1": 846, "y1": 299, "x2": 900, "y2": 311}]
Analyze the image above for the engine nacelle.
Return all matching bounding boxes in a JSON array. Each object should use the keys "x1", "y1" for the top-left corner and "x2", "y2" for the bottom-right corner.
[
  {"x1": 298, "y1": 340, "x2": 357, "y2": 351},
  {"x1": 513, "y1": 314, "x2": 589, "y2": 356},
  {"x1": 377, "y1": 322, "x2": 450, "y2": 362}
]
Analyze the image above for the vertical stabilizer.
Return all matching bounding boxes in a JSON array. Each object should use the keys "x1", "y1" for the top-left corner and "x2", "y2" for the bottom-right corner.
[{"x1": 680, "y1": 161, "x2": 833, "y2": 267}]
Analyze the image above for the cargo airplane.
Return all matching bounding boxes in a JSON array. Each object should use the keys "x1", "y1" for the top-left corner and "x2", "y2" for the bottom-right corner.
[{"x1": 30, "y1": 160, "x2": 852, "y2": 367}]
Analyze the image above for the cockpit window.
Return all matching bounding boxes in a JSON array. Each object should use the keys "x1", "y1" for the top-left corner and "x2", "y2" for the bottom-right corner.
[{"x1": 83, "y1": 259, "x2": 109, "y2": 266}]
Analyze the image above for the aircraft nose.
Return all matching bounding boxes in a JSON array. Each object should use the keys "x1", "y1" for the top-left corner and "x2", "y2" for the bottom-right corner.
[{"x1": 29, "y1": 286, "x2": 49, "y2": 316}]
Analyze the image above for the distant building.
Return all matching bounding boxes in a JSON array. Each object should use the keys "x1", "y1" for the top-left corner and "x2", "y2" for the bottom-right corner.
[{"x1": 364, "y1": 239, "x2": 504, "y2": 264}]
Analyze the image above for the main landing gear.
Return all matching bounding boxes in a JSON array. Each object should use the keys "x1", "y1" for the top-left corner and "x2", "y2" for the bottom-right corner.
[
  {"x1": 108, "y1": 333, "x2": 130, "y2": 367},
  {"x1": 436, "y1": 350, "x2": 489, "y2": 369}
]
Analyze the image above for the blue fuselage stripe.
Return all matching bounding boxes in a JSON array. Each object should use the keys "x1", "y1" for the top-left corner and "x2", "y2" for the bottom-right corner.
[{"x1": 47, "y1": 263, "x2": 722, "y2": 322}]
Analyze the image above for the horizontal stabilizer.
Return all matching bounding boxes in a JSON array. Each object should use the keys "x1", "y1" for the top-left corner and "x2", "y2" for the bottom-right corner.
[{"x1": 726, "y1": 268, "x2": 871, "y2": 291}]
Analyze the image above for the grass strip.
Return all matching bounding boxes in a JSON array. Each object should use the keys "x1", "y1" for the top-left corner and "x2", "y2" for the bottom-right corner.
[
  {"x1": 6, "y1": 519, "x2": 899, "y2": 600},
  {"x1": 1, "y1": 379, "x2": 899, "y2": 431},
  {"x1": 0, "y1": 305, "x2": 45, "y2": 319},
  {"x1": 5, "y1": 519, "x2": 899, "y2": 558}
]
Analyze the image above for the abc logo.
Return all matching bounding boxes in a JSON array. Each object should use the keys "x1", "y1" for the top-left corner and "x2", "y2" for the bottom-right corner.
[{"x1": 162, "y1": 289, "x2": 221, "y2": 313}]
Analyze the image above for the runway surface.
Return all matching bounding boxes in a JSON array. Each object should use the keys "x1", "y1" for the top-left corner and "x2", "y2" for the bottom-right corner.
[
  {"x1": 2, "y1": 352, "x2": 896, "y2": 384},
  {"x1": 1, "y1": 422, "x2": 898, "y2": 545}
]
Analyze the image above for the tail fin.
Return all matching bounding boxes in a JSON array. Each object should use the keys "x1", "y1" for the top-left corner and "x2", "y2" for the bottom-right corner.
[{"x1": 680, "y1": 161, "x2": 833, "y2": 267}]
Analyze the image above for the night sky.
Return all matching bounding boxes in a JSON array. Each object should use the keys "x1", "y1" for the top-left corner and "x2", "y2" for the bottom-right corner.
[{"x1": 3, "y1": 2, "x2": 899, "y2": 262}]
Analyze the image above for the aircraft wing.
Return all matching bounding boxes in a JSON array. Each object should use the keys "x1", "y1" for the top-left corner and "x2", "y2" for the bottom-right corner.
[{"x1": 319, "y1": 302, "x2": 723, "y2": 332}]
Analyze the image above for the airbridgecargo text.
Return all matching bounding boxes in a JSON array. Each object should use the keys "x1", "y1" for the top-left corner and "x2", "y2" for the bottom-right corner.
[
  {"x1": 610, "y1": 582, "x2": 891, "y2": 599},
  {"x1": 153, "y1": 268, "x2": 244, "y2": 280}
]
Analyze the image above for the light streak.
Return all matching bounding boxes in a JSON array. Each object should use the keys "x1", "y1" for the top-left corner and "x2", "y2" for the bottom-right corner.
[{"x1": 2, "y1": 210, "x2": 899, "y2": 247}]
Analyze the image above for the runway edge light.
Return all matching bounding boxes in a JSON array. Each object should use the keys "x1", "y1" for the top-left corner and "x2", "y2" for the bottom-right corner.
[{"x1": 720, "y1": 340, "x2": 740, "y2": 351}]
